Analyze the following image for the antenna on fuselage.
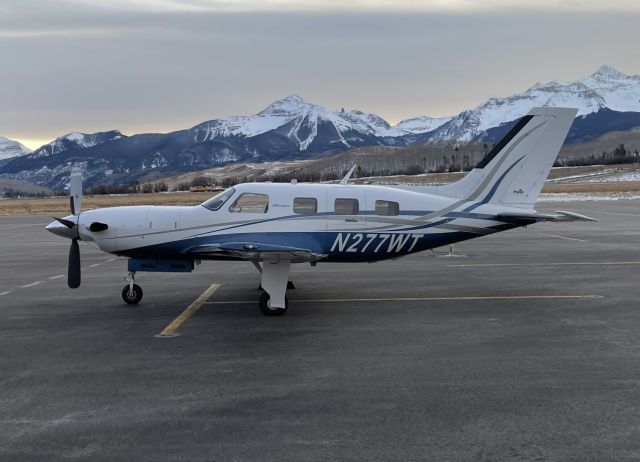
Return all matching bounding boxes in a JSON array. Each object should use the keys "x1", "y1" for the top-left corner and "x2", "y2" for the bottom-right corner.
[{"x1": 340, "y1": 165, "x2": 357, "y2": 185}]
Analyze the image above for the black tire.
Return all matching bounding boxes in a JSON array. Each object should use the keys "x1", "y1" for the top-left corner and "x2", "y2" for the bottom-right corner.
[
  {"x1": 122, "y1": 284, "x2": 143, "y2": 305},
  {"x1": 259, "y1": 291, "x2": 288, "y2": 316}
]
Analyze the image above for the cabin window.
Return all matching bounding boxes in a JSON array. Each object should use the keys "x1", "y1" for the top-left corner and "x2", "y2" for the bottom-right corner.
[
  {"x1": 334, "y1": 198, "x2": 359, "y2": 215},
  {"x1": 229, "y1": 193, "x2": 269, "y2": 213},
  {"x1": 202, "y1": 187, "x2": 235, "y2": 211},
  {"x1": 293, "y1": 197, "x2": 317, "y2": 214},
  {"x1": 375, "y1": 200, "x2": 400, "y2": 216}
]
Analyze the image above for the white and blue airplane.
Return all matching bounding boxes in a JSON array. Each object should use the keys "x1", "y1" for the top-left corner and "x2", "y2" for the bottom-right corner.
[{"x1": 47, "y1": 107, "x2": 595, "y2": 315}]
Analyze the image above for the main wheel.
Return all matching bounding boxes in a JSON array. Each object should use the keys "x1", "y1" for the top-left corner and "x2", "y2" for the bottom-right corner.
[
  {"x1": 259, "y1": 291, "x2": 288, "y2": 316},
  {"x1": 122, "y1": 284, "x2": 143, "y2": 305}
]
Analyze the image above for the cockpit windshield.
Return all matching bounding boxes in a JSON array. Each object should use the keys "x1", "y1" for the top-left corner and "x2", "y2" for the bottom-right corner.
[{"x1": 201, "y1": 187, "x2": 235, "y2": 211}]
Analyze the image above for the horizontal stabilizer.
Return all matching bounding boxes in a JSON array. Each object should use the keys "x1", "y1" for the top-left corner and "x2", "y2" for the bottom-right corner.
[
  {"x1": 497, "y1": 210, "x2": 597, "y2": 224},
  {"x1": 554, "y1": 210, "x2": 598, "y2": 222}
]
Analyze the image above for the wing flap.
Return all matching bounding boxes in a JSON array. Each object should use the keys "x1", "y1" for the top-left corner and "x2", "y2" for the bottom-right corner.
[{"x1": 184, "y1": 242, "x2": 327, "y2": 263}]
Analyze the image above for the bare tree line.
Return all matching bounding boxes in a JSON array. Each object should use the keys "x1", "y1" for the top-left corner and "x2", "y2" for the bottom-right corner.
[{"x1": 90, "y1": 139, "x2": 640, "y2": 194}]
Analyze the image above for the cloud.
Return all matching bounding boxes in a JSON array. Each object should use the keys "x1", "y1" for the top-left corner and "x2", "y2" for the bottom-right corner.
[
  {"x1": 55, "y1": 0, "x2": 640, "y2": 13},
  {"x1": 1, "y1": 1, "x2": 639, "y2": 142},
  {"x1": 3, "y1": 0, "x2": 640, "y2": 40},
  {"x1": 6, "y1": 0, "x2": 640, "y2": 17}
]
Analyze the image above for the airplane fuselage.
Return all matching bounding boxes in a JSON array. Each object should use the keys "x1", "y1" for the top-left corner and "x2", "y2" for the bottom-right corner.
[{"x1": 70, "y1": 182, "x2": 521, "y2": 264}]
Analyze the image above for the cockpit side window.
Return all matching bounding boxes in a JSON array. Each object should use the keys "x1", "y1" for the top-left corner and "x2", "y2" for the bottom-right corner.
[
  {"x1": 229, "y1": 193, "x2": 269, "y2": 213},
  {"x1": 202, "y1": 187, "x2": 235, "y2": 211}
]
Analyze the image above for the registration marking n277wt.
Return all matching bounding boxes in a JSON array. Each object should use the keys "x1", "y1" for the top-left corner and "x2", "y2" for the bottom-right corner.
[{"x1": 330, "y1": 233, "x2": 422, "y2": 254}]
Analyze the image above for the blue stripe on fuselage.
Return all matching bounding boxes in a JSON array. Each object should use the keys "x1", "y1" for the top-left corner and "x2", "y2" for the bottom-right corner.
[{"x1": 114, "y1": 229, "x2": 511, "y2": 263}]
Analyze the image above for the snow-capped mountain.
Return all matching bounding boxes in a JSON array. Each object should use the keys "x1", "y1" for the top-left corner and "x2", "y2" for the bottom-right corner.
[
  {"x1": 430, "y1": 65, "x2": 640, "y2": 141},
  {"x1": 0, "y1": 136, "x2": 31, "y2": 161},
  {"x1": 3, "y1": 65, "x2": 640, "y2": 191},
  {"x1": 191, "y1": 95, "x2": 445, "y2": 151},
  {"x1": 30, "y1": 130, "x2": 126, "y2": 158},
  {"x1": 388, "y1": 116, "x2": 453, "y2": 136},
  {"x1": 3, "y1": 97, "x2": 430, "y2": 191},
  {"x1": 192, "y1": 95, "x2": 373, "y2": 151}
]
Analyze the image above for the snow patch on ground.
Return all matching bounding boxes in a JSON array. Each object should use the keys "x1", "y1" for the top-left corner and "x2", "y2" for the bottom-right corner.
[
  {"x1": 546, "y1": 168, "x2": 640, "y2": 184},
  {"x1": 581, "y1": 172, "x2": 640, "y2": 183},
  {"x1": 538, "y1": 192, "x2": 640, "y2": 202}
]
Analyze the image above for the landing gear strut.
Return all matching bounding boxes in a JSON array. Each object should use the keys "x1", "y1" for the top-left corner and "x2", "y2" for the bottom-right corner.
[
  {"x1": 122, "y1": 272, "x2": 143, "y2": 304},
  {"x1": 253, "y1": 261, "x2": 295, "y2": 290},
  {"x1": 258, "y1": 258, "x2": 291, "y2": 316}
]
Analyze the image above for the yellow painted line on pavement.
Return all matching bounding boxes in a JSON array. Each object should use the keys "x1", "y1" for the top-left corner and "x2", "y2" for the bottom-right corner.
[
  {"x1": 204, "y1": 294, "x2": 602, "y2": 305},
  {"x1": 155, "y1": 282, "x2": 222, "y2": 338}
]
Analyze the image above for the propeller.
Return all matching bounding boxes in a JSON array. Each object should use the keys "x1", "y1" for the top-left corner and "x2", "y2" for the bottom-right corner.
[
  {"x1": 67, "y1": 167, "x2": 82, "y2": 288},
  {"x1": 46, "y1": 167, "x2": 111, "y2": 289}
]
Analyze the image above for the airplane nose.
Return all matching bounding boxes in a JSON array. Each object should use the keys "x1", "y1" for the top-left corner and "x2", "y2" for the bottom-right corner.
[{"x1": 46, "y1": 216, "x2": 79, "y2": 240}]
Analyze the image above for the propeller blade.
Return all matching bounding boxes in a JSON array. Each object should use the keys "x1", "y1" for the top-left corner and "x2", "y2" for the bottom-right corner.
[
  {"x1": 52, "y1": 216, "x2": 76, "y2": 229},
  {"x1": 68, "y1": 239, "x2": 81, "y2": 289},
  {"x1": 69, "y1": 166, "x2": 83, "y2": 215}
]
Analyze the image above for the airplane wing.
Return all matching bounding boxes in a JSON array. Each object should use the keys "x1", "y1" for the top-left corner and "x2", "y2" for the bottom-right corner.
[
  {"x1": 497, "y1": 210, "x2": 597, "y2": 224},
  {"x1": 184, "y1": 242, "x2": 327, "y2": 263}
]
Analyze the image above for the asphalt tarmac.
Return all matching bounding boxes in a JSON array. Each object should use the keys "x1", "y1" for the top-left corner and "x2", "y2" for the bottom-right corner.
[{"x1": 1, "y1": 200, "x2": 640, "y2": 461}]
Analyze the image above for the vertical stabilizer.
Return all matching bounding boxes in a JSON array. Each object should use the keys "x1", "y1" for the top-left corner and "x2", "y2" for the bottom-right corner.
[{"x1": 434, "y1": 107, "x2": 577, "y2": 209}]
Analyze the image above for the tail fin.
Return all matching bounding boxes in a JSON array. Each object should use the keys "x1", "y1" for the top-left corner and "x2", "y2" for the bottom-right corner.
[{"x1": 435, "y1": 107, "x2": 577, "y2": 209}]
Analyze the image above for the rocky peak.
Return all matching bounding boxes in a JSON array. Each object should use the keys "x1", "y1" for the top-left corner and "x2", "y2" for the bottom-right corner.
[{"x1": 591, "y1": 65, "x2": 628, "y2": 81}]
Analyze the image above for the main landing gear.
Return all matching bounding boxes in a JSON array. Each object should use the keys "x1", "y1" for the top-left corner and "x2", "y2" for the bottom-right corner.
[
  {"x1": 259, "y1": 291, "x2": 289, "y2": 316},
  {"x1": 122, "y1": 272, "x2": 143, "y2": 305},
  {"x1": 257, "y1": 258, "x2": 292, "y2": 316}
]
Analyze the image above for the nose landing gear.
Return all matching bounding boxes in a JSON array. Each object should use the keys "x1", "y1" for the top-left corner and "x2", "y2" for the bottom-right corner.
[{"x1": 122, "y1": 271, "x2": 143, "y2": 304}]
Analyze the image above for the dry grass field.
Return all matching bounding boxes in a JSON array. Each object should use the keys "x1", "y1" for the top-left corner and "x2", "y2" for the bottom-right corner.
[{"x1": 0, "y1": 192, "x2": 214, "y2": 216}]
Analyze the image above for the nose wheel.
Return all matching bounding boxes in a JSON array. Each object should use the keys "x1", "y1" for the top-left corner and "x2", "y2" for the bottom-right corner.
[
  {"x1": 122, "y1": 272, "x2": 143, "y2": 304},
  {"x1": 122, "y1": 284, "x2": 143, "y2": 304}
]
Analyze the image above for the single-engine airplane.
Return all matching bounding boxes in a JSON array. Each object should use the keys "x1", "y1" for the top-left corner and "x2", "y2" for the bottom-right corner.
[{"x1": 47, "y1": 107, "x2": 595, "y2": 315}]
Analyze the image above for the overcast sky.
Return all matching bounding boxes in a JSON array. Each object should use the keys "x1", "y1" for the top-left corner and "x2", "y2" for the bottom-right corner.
[{"x1": 2, "y1": 0, "x2": 639, "y2": 149}]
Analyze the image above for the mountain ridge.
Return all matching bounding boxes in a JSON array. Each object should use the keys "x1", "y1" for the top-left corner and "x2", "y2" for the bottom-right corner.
[
  {"x1": 429, "y1": 65, "x2": 640, "y2": 141},
  {"x1": 2, "y1": 65, "x2": 640, "y2": 191}
]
